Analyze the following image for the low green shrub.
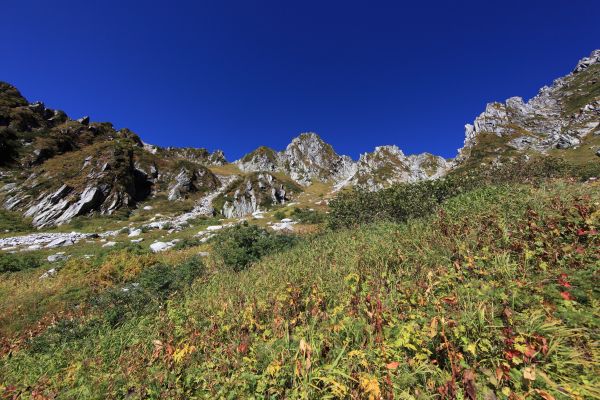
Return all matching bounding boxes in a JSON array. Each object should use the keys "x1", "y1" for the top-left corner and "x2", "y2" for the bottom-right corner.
[
  {"x1": 328, "y1": 156, "x2": 596, "y2": 229},
  {"x1": 0, "y1": 252, "x2": 42, "y2": 273},
  {"x1": 172, "y1": 237, "x2": 202, "y2": 250},
  {"x1": 328, "y1": 175, "x2": 473, "y2": 229},
  {"x1": 0, "y1": 209, "x2": 33, "y2": 233},
  {"x1": 273, "y1": 210, "x2": 286, "y2": 220},
  {"x1": 213, "y1": 224, "x2": 298, "y2": 271},
  {"x1": 91, "y1": 255, "x2": 205, "y2": 327},
  {"x1": 138, "y1": 256, "x2": 205, "y2": 296},
  {"x1": 290, "y1": 207, "x2": 325, "y2": 224}
]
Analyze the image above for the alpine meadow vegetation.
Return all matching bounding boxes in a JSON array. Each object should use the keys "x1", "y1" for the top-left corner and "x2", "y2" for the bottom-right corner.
[{"x1": 1, "y1": 176, "x2": 598, "y2": 399}]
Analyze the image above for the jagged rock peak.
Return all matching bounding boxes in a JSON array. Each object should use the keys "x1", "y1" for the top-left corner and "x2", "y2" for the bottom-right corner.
[
  {"x1": 573, "y1": 49, "x2": 600, "y2": 73},
  {"x1": 236, "y1": 132, "x2": 355, "y2": 186},
  {"x1": 346, "y1": 145, "x2": 450, "y2": 191},
  {"x1": 361, "y1": 145, "x2": 405, "y2": 159},
  {"x1": 236, "y1": 146, "x2": 279, "y2": 172},
  {"x1": 282, "y1": 132, "x2": 354, "y2": 186},
  {"x1": 458, "y1": 48, "x2": 600, "y2": 161}
]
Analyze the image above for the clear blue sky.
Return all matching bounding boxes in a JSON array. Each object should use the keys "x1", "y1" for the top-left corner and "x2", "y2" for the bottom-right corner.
[{"x1": 2, "y1": 1, "x2": 598, "y2": 160}]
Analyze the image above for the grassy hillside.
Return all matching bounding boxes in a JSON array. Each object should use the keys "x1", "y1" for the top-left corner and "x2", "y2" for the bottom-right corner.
[{"x1": 1, "y1": 178, "x2": 598, "y2": 399}]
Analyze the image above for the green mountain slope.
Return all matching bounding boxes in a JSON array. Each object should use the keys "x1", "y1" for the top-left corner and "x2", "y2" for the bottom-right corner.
[{"x1": 1, "y1": 179, "x2": 598, "y2": 398}]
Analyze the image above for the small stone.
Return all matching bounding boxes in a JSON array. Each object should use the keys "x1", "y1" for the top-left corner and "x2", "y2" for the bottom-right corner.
[
  {"x1": 128, "y1": 229, "x2": 142, "y2": 237},
  {"x1": 47, "y1": 252, "x2": 68, "y2": 263},
  {"x1": 47, "y1": 237, "x2": 75, "y2": 248},
  {"x1": 150, "y1": 241, "x2": 174, "y2": 253},
  {"x1": 199, "y1": 234, "x2": 215, "y2": 243},
  {"x1": 39, "y1": 268, "x2": 57, "y2": 279},
  {"x1": 102, "y1": 241, "x2": 117, "y2": 248}
]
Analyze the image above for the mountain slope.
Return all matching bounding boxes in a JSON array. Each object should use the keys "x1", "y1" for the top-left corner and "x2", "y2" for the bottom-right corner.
[
  {"x1": 457, "y1": 49, "x2": 600, "y2": 166},
  {"x1": 1, "y1": 181, "x2": 598, "y2": 398},
  {"x1": 236, "y1": 133, "x2": 357, "y2": 186},
  {"x1": 0, "y1": 84, "x2": 226, "y2": 227},
  {"x1": 1, "y1": 49, "x2": 599, "y2": 227}
]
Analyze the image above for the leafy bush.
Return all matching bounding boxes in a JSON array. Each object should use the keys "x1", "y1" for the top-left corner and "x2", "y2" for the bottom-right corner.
[
  {"x1": 213, "y1": 225, "x2": 298, "y2": 271},
  {"x1": 0, "y1": 127, "x2": 20, "y2": 165},
  {"x1": 328, "y1": 156, "x2": 596, "y2": 229},
  {"x1": 576, "y1": 161, "x2": 600, "y2": 181},
  {"x1": 273, "y1": 210, "x2": 286, "y2": 220},
  {"x1": 93, "y1": 255, "x2": 205, "y2": 327},
  {"x1": 290, "y1": 207, "x2": 325, "y2": 224},
  {"x1": 0, "y1": 252, "x2": 42, "y2": 273},
  {"x1": 138, "y1": 256, "x2": 205, "y2": 296},
  {"x1": 328, "y1": 175, "x2": 473, "y2": 229},
  {"x1": 0, "y1": 209, "x2": 33, "y2": 233},
  {"x1": 172, "y1": 237, "x2": 202, "y2": 250}
]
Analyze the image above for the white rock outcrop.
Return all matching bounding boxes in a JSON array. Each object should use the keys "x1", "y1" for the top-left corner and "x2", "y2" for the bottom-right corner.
[
  {"x1": 236, "y1": 133, "x2": 450, "y2": 192},
  {"x1": 345, "y1": 145, "x2": 450, "y2": 191},
  {"x1": 458, "y1": 49, "x2": 600, "y2": 160},
  {"x1": 235, "y1": 133, "x2": 356, "y2": 187}
]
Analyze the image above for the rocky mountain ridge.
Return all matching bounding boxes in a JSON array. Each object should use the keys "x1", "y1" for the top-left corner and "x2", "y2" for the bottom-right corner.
[
  {"x1": 1, "y1": 49, "x2": 599, "y2": 226},
  {"x1": 236, "y1": 133, "x2": 451, "y2": 192},
  {"x1": 236, "y1": 133, "x2": 357, "y2": 187},
  {"x1": 0, "y1": 83, "x2": 226, "y2": 227},
  {"x1": 458, "y1": 49, "x2": 600, "y2": 162}
]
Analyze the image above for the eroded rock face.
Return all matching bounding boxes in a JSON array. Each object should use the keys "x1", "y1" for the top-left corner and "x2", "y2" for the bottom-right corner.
[
  {"x1": 348, "y1": 146, "x2": 450, "y2": 191},
  {"x1": 167, "y1": 167, "x2": 220, "y2": 201},
  {"x1": 236, "y1": 146, "x2": 279, "y2": 172},
  {"x1": 162, "y1": 147, "x2": 227, "y2": 166},
  {"x1": 458, "y1": 49, "x2": 600, "y2": 160},
  {"x1": 22, "y1": 184, "x2": 106, "y2": 227},
  {"x1": 222, "y1": 173, "x2": 294, "y2": 218},
  {"x1": 281, "y1": 133, "x2": 356, "y2": 186},
  {"x1": 7, "y1": 145, "x2": 156, "y2": 227},
  {"x1": 0, "y1": 81, "x2": 228, "y2": 226},
  {"x1": 573, "y1": 49, "x2": 600, "y2": 73},
  {"x1": 236, "y1": 133, "x2": 357, "y2": 187}
]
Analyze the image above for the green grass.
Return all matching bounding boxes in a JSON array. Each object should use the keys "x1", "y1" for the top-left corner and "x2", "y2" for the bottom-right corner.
[
  {"x1": 0, "y1": 209, "x2": 33, "y2": 235},
  {"x1": 1, "y1": 179, "x2": 598, "y2": 398},
  {"x1": 560, "y1": 63, "x2": 600, "y2": 116}
]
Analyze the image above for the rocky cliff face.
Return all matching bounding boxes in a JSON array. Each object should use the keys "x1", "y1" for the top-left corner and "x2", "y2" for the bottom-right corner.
[
  {"x1": 349, "y1": 146, "x2": 450, "y2": 191},
  {"x1": 0, "y1": 82, "x2": 225, "y2": 226},
  {"x1": 167, "y1": 165, "x2": 221, "y2": 201},
  {"x1": 237, "y1": 133, "x2": 356, "y2": 186},
  {"x1": 218, "y1": 173, "x2": 300, "y2": 218},
  {"x1": 160, "y1": 147, "x2": 227, "y2": 166},
  {"x1": 280, "y1": 133, "x2": 357, "y2": 186},
  {"x1": 458, "y1": 49, "x2": 600, "y2": 162},
  {"x1": 237, "y1": 133, "x2": 451, "y2": 191},
  {"x1": 237, "y1": 146, "x2": 279, "y2": 173}
]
